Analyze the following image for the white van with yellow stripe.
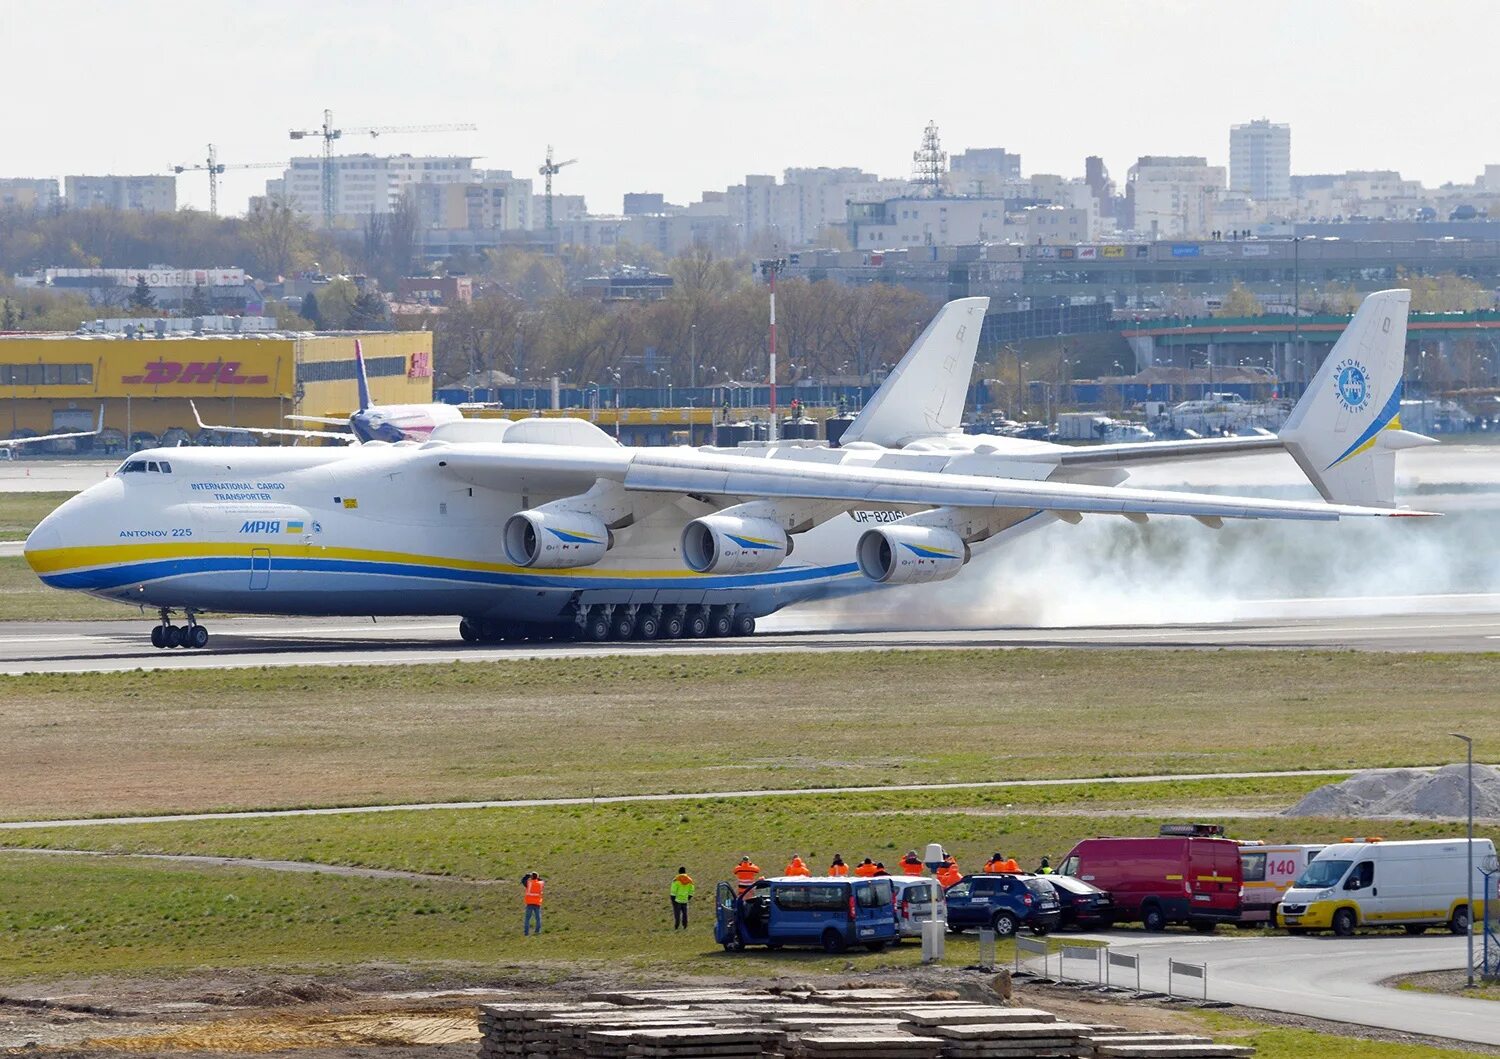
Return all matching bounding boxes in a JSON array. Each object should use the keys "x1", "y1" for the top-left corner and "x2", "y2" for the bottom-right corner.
[{"x1": 1277, "y1": 838, "x2": 1493, "y2": 936}]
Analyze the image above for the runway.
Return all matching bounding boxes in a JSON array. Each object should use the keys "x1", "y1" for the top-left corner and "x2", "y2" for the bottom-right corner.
[{"x1": 0, "y1": 597, "x2": 1496, "y2": 674}]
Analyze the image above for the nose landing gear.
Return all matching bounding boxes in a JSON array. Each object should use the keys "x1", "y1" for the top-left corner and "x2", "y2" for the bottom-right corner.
[{"x1": 151, "y1": 609, "x2": 210, "y2": 649}]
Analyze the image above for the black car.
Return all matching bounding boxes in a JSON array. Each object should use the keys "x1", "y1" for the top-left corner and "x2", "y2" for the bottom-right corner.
[
  {"x1": 943, "y1": 873, "x2": 1061, "y2": 937},
  {"x1": 1040, "y1": 873, "x2": 1114, "y2": 929}
]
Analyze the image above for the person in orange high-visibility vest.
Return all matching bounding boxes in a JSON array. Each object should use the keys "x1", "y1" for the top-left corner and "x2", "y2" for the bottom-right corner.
[
  {"x1": 522, "y1": 871, "x2": 545, "y2": 936},
  {"x1": 935, "y1": 855, "x2": 963, "y2": 890},
  {"x1": 784, "y1": 855, "x2": 812, "y2": 877},
  {"x1": 828, "y1": 854, "x2": 849, "y2": 876},
  {"x1": 900, "y1": 850, "x2": 925, "y2": 875},
  {"x1": 854, "y1": 857, "x2": 878, "y2": 877},
  {"x1": 984, "y1": 851, "x2": 1018, "y2": 873},
  {"x1": 733, "y1": 856, "x2": 762, "y2": 894}
]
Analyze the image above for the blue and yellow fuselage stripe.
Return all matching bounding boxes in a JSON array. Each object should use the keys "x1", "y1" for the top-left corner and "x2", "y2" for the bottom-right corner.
[{"x1": 25, "y1": 542, "x2": 857, "y2": 593}]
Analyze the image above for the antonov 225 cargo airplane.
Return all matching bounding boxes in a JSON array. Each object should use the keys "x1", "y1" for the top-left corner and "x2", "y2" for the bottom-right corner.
[{"x1": 25, "y1": 289, "x2": 1434, "y2": 649}]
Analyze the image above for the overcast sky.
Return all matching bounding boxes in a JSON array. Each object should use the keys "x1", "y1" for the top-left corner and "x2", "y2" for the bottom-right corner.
[{"x1": 7, "y1": 0, "x2": 1497, "y2": 216}]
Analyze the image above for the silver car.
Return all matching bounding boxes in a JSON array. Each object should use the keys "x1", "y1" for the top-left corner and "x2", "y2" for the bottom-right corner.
[{"x1": 891, "y1": 876, "x2": 946, "y2": 938}]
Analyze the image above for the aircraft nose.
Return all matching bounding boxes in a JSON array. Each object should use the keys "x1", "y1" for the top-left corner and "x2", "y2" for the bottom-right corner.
[{"x1": 24, "y1": 509, "x2": 64, "y2": 573}]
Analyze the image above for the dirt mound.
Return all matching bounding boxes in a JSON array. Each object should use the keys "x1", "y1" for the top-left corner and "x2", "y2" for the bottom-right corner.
[
  {"x1": 199, "y1": 979, "x2": 359, "y2": 1008},
  {"x1": 1285, "y1": 763, "x2": 1500, "y2": 819}
]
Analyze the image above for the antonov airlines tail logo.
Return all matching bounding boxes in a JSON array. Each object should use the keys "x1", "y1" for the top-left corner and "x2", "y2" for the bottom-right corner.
[{"x1": 1334, "y1": 359, "x2": 1371, "y2": 413}]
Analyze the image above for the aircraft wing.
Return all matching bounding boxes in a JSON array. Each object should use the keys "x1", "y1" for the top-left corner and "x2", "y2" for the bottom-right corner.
[
  {"x1": 1045, "y1": 432, "x2": 1284, "y2": 468},
  {"x1": 0, "y1": 407, "x2": 104, "y2": 448},
  {"x1": 190, "y1": 401, "x2": 358, "y2": 444},
  {"x1": 285, "y1": 414, "x2": 351, "y2": 426},
  {"x1": 436, "y1": 444, "x2": 1433, "y2": 524}
]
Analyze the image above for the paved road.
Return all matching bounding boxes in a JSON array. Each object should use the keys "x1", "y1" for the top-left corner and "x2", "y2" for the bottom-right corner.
[
  {"x1": 0, "y1": 846, "x2": 497, "y2": 883},
  {"x1": 1, "y1": 602, "x2": 1497, "y2": 675},
  {"x1": 1061, "y1": 931, "x2": 1497, "y2": 1046},
  {"x1": 0, "y1": 766, "x2": 1383, "y2": 831}
]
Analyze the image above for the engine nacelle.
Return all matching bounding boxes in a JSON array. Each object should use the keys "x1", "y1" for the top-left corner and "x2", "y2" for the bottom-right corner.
[
  {"x1": 856, "y1": 525, "x2": 968, "y2": 584},
  {"x1": 503, "y1": 509, "x2": 610, "y2": 568},
  {"x1": 681, "y1": 514, "x2": 790, "y2": 574}
]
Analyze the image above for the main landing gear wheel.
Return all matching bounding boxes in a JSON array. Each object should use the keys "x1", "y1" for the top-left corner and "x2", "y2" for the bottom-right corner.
[
  {"x1": 685, "y1": 608, "x2": 709, "y2": 638},
  {"x1": 151, "y1": 625, "x2": 165, "y2": 648},
  {"x1": 458, "y1": 618, "x2": 479, "y2": 644},
  {"x1": 709, "y1": 608, "x2": 734, "y2": 637},
  {"x1": 635, "y1": 608, "x2": 661, "y2": 640},
  {"x1": 662, "y1": 610, "x2": 685, "y2": 639},
  {"x1": 585, "y1": 607, "x2": 612, "y2": 642},
  {"x1": 732, "y1": 614, "x2": 755, "y2": 637},
  {"x1": 611, "y1": 610, "x2": 636, "y2": 640},
  {"x1": 188, "y1": 625, "x2": 209, "y2": 649}
]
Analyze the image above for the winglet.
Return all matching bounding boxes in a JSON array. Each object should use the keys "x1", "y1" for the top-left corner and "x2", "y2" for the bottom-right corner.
[
  {"x1": 354, "y1": 339, "x2": 373, "y2": 412},
  {"x1": 1280, "y1": 289, "x2": 1433, "y2": 508},
  {"x1": 838, "y1": 296, "x2": 989, "y2": 447}
]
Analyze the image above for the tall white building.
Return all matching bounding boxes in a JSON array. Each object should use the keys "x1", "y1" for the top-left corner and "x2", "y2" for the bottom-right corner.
[
  {"x1": 0, "y1": 178, "x2": 60, "y2": 212},
  {"x1": 723, "y1": 168, "x2": 907, "y2": 248},
  {"x1": 1229, "y1": 119, "x2": 1291, "y2": 202},
  {"x1": 65, "y1": 175, "x2": 176, "y2": 212},
  {"x1": 1127, "y1": 157, "x2": 1226, "y2": 238},
  {"x1": 276, "y1": 154, "x2": 476, "y2": 226}
]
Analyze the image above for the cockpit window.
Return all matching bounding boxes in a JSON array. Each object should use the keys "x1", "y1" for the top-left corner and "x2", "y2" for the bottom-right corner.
[
  {"x1": 158, "y1": 461, "x2": 171, "y2": 473},
  {"x1": 119, "y1": 460, "x2": 147, "y2": 474},
  {"x1": 118, "y1": 459, "x2": 171, "y2": 475},
  {"x1": 147, "y1": 461, "x2": 159, "y2": 472}
]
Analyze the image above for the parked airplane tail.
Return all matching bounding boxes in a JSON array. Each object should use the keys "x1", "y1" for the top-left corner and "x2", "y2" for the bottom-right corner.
[
  {"x1": 838, "y1": 296, "x2": 989, "y2": 448},
  {"x1": 354, "y1": 339, "x2": 373, "y2": 413},
  {"x1": 1279, "y1": 288, "x2": 1436, "y2": 508}
]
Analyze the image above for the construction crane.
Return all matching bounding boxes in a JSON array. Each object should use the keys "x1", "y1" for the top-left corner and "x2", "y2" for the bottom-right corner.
[
  {"x1": 171, "y1": 144, "x2": 284, "y2": 217},
  {"x1": 539, "y1": 145, "x2": 578, "y2": 231},
  {"x1": 289, "y1": 108, "x2": 478, "y2": 228}
]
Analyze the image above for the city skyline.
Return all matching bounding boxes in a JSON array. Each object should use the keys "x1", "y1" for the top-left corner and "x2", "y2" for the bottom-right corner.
[{"x1": 6, "y1": 0, "x2": 1498, "y2": 217}]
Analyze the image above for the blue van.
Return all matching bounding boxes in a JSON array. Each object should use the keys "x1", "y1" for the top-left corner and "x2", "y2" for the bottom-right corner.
[{"x1": 715, "y1": 876, "x2": 899, "y2": 953}]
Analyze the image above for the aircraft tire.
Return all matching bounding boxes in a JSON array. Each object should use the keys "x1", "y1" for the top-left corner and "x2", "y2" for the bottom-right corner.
[
  {"x1": 458, "y1": 618, "x2": 479, "y2": 643},
  {"x1": 685, "y1": 608, "x2": 709, "y2": 638},
  {"x1": 732, "y1": 614, "x2": 755, "y2": 637},
  {"x1": 635, "y1": 610, "x2": 660, "y2": 639},
  {"x1": 150, "y1": 625, "x2": 166, "y2": 649},
  {"x1": 662, "y1": 611, "x2": 685, "y2": 638},
  {"x1": 585, "y1": 609, "x2": 611, "y2": 642},
  {"x1": 611, "y1": 610, "x2": 636, "y2": 640},
  {"x1": 709, "y1": 609, "x2": 733, "y2": 637},
  {"x1": 189, "y1": 625, "x2": 209, "y2": 649},
  {"x1": 165, "y1": 625, "x2": 185, "y2": 648}
]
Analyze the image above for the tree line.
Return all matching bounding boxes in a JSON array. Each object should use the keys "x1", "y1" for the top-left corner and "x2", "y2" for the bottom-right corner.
[{"x1": 409, "y1": 250, "x2": 936, "y2": 390}]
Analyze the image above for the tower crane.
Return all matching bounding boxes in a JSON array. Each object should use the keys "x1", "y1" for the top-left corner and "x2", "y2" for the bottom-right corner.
[
  {"x1": 289, "y1": 109, "x2": 478, "y2": 228},
  {"x1": 539, "y1": 145, "x2": 578, "y2": 231},
  {"x1": 170, "y1": 144, "x2": 284, "y2": 217}
]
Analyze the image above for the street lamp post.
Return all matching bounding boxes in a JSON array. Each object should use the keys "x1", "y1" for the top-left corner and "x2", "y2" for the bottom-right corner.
[{"x1": 1452, "y1": 731, "x2": 1475, "y2": 988}]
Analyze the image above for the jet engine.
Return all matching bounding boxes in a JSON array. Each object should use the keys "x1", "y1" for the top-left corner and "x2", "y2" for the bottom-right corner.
[
  {"x1": 503, "y1": 510, "x2": 611, "y2": 568},
  {"x1": 681, "y1": 514, "x2": 790, "y2": 574},
  {"x1": 855, "y1": 525, "x2": 968, "y2": 584}
]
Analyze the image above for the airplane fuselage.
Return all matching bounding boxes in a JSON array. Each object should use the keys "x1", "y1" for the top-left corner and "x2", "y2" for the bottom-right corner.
[{"x1": 25, "y1": 438, "x2": 1059, "y2": 625}]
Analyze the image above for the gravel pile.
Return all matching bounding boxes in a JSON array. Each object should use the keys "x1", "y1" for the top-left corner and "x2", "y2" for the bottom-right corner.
[{"x1": 1285, "y1": 764, "x2": 1500, "y2": 819}]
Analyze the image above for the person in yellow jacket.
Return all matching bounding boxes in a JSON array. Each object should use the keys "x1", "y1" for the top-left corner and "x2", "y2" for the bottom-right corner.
[{"x1": 670, "y1": 867, "x2": 695, "y2": 929}]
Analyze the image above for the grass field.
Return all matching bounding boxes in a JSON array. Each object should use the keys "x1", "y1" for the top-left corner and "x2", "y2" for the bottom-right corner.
[
  {"x1": 1, "y1": 778, "x2": 1483, "y2": 980},
  {"x1": 0, "y1": 490, "x2": 71, "y2": 538},
  {"x1": 0, "y1": 650, "x2": 1494, "y2": 819}
]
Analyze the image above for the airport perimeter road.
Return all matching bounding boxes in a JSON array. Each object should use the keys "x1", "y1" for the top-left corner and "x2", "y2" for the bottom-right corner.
[
  {"x1": 1063, "y1": 932, "x2": 1498, "y2": 1046},
  {"x1": 0, "y1": 605, "x2": 1497, "y2": 674}
]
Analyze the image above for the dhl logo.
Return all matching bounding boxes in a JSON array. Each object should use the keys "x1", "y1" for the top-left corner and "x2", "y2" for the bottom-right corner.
[{"x1": 121, "y1": 360, "x2": 270, "y2": 386}]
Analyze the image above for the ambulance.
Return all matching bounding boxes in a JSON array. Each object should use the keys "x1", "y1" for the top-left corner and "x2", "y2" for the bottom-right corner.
[
  {"x1": 1277, "y1": 837, "x2": 1494, "y2": 936},
  {"x1": 1237, "y1": 842, "x2": 1326, "y2": 924}
]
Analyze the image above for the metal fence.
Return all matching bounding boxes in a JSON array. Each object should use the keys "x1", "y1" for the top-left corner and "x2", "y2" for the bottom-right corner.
[
  {"x1": 1059, "y1": 944, "x2": 1104, "y2": 984},
  {"x1": 1167, "y1": 958, "x2": 1209, "y2": 1001},
  {"x1": 1014, "y1": 935, "x2": 1051, "y2": 977},
  {"x1": 1106, "y1": 949, "x2": 1141, "y2": 993}
]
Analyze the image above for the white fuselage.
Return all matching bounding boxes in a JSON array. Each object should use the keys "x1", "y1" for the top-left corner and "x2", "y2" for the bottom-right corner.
[{"x1": 25, "y1": 434, "x2": 1085, "y2": 623}]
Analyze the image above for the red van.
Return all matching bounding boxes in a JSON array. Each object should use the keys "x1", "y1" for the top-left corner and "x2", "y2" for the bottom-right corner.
[{"x1": 1057, "y1": 825, "x2": 1242, "y2": 932}]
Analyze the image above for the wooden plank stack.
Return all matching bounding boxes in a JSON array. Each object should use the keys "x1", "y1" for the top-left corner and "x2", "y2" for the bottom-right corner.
[{"x1": 476, "y1": 987, "x2": 1257, "y2": 1059}]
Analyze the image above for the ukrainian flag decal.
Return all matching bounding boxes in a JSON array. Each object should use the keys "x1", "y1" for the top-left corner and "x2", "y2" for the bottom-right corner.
[
  {"x1": 285, "y1": 521, "x2": 304, "y2": 534},
  {"x1": 547, "y1": 526, "x2": 602, "y2": 545}
]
